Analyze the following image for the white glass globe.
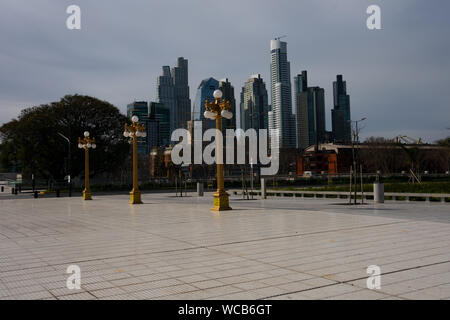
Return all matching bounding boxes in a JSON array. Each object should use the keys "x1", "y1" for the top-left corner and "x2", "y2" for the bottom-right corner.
[
  {"x1": 221, "y1": 110, "x2": 233, "y2": 119},
  {"x1": 204, "y1": 111, "x2": 215, "y2": 119},
  {"x1": 87, "y1": 143, "x2": 91, "y2": 148},
  {"x1": 141, "y1": 132, "x2": 147, "y2": 138},
  {"x1": 84, "y1": 131, "x2": 89, "y2": 137},
  {"x1": 123, "y1": 131, "x2": 129, "y2": 137},
  {"x1": 92, "y1": 144, "x2": 97, "y2": 149},
  {"x1": 131, "y1": 115, "x2": 139, "y2": 123},
  {"x1": 78, "y1": 143, "x2": 83, "y2": 149},
  {"x1": 213, "y1": 90, "x2": 223, "y2": 99}
]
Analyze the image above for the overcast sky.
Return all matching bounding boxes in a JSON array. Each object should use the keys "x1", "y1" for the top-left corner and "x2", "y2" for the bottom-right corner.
[{"x1": 1, "y1": 0, "x2": 449, "y2": 142}]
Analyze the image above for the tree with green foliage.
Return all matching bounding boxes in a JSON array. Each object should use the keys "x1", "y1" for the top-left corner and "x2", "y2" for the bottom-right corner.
[{"x1": 0, "y1": 94, "x2": 130, "y2": 181}]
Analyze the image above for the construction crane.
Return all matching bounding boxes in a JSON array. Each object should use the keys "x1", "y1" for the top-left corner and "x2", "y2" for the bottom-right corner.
[{"x1": 395, "y1": 135, "x2": 423, "y2": 183}]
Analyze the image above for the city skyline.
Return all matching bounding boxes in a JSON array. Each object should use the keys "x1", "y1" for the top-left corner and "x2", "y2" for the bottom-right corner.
[{"x1": 0, "y1": 0, "x2": 449, "y2": 143}]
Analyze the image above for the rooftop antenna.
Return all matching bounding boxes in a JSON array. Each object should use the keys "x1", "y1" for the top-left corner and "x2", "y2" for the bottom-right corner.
[{"x1": 274, "y1": 35, "x2": 287, "y2": 40}]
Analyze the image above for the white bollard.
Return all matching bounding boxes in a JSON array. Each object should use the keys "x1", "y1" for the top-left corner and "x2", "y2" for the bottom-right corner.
[
  {"x1": 373, "y1": 182, "x2": 384, "y2": 203},
  {"x1": 197, "y1": 182, "x2": 204, "y2": 197},
  {"x1": 261, "y1": 178, "x2": 266, "y2": 199}
]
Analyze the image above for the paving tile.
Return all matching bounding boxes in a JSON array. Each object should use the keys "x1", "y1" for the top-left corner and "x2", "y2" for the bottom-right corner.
[
  {"x1": 325, "y1": 289, "x2": 388, "y2": 300},
  {"x1": 58, "y1": 292, "x2": 96, "y2": 300},
  {"x1": 90, "y1": 287, "x2": 128, "y2": 298},
  {"x1": 1, "y1": 193, "x2": 450, "y2": 300},
  {"x1": 300, "y1": 284, "x2": 360, "y2": 299},
  {"x1": 191, "y1": 279, "x2": 225, "y2": 290}
]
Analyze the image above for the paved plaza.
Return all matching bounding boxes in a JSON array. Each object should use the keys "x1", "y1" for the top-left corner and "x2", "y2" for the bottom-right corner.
[{"x1": 1, "y1": 191, "x2": 450, "y2": 300}]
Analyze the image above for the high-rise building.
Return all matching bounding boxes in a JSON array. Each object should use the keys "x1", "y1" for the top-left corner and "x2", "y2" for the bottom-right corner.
[
  {"x1": 156, "y1": 66, "x2": 176, "y2": 137},
  {"x1": 171, "y1": 57, "x2": 191, "y2": 130},
  {"x1": 156, "y1": 58, "x2": 191, "y2": 137},
  {"x1": 192, "y1": 77, "x2": 219, "y2": 130},
  {"x1": 294, "y1": 71, "x2": 326, "y2": 150},
  {"x1": 149, "y1": 102, "x2": 171, "y2": 147},
  {"x1": 145, "y1": 118, "x2": 160, "y2": 153},
  {"x1": 331, "y1": 75, "x2": 351, "y2": 143},
  {"x1": 219, "y1": 78, "x2": 236, "y2": 130},
  {"x1": 240, "y1": 74, "x2": 269, "y2": 131},
  {"x1": 269, "y1": 39, "x2": 296, "y2": 149},
  {"x1": 127, "y1": 101, "x2": 149, "y2": 154},
  {"x1": 127, "y1": 101, "x2": 148, "y2": 121}
]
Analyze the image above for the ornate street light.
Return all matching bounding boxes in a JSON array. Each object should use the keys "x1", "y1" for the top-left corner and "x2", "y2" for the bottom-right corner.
[
  {"x1": 78, "y1": 131, "x2": 96, "y2": 200},
  {"x1": 204, "y1": 89, "x2": 233, "y2": 211},
  {"x1": 124, "y1": 116, "x2": 146, "y2": 204}
]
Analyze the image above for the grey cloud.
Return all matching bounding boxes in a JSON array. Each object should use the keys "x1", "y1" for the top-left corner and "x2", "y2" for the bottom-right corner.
[{"x1": 0, "y1": 0, "x2": 449, "y2": 142}]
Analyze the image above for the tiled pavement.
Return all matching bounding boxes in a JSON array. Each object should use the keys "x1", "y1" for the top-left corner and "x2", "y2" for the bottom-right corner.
[{"x1": 1, "y1": 192, "x2": 450, "y2": 300}]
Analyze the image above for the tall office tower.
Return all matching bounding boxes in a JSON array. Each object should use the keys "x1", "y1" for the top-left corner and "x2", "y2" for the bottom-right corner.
[
  {"x1": 171, "y1": 57, "x2": 191, "y2": 129},
  {"x1": 192, "y1": 77, "x2": 219, "y2": 130},
  {"x1": 127, "y1": 101, "x2": 149, "y2": 154},
  {"x1": 145, "y1": 118, "x2": 160, "y2": 153},
  {"x1": 156, "y1": 66, "x2": 176, "y2": 137},
  {"x1": 240, "y1": 74, "x2": 269, "y2": 131},
  {"x1": 331, "y1": 74, "x2": 351, "y2": 143},
  {"x1": 294, "y1": 71, "x2": 326, "y2": 150},
  {"x1": 127, "y1": 101, "x2": 149, "y2": 120},
  {"x1": 269, "y1": 38, "x2": 296, "y2": 149},
  {"x1": 218, "y1": 78, "x2": 236, "y2": 130},
  {"x1": 149, "y1": 102, "x2": 171, "y2": 147}
]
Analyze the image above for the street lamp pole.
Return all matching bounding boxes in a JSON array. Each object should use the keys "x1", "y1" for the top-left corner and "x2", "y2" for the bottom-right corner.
[
  {"x1": 204, "y1": 89, "x2": 233, "y2": 211},
  {"x1": 78, "y1": 131, "x2": 96, "y2": 200},
  {"x1": 123, "y1": 116, "x2": 146, "y2": 204},
  {"x1": 349, "y1": 117, "x2": 366, "y2": 204},
  {"x1": 57, "y1": 132, "x2": 72, "y2": 197}
]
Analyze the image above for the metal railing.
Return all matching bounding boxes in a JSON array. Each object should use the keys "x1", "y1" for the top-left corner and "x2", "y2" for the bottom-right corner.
[{"x1": 230, "y1": 189, "x2": 450, "y2": 203}]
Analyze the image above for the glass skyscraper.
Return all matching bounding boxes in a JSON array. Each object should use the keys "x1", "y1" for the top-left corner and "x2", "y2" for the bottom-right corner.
[
  {"x1": 192, "y1": 77, "x2": 219, "y2": 130},
  {"x1": 240, "y1": 74, "x2": 269, "y2": 131},
  {"x1": 126, "y1": 101, "x2": 149, "y2": 154},
  {"x1": 294, "y1": 71, "x2": 326, "y2": 150},
  {"x1": 149, "y1": 102, "x2": 170, "y2": 147},
  {"x1": 156, "y1": 66, "x2": 176, "y2": 137},
  {"x1": 331, "y1": 75, "x2": 351, "y2": 143},
  {"x1": 155, "y1": 57, "x2": 191, "y2": 139},
  {"x1": 219, "y1": 78, "x2": 236, "y2": 130},
  {"x1": 269, "y1": 39, "x2": 296, "y2": 149},
  {"x1": 171, "y1": 57, "x2": 191, "y2": 130}
]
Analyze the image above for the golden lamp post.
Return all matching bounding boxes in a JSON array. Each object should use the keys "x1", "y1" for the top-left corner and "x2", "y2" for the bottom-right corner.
[
  {"x1": 204, "y1": 89, "x2": 233, "y2": 211},
  {"x1": 78, "y1": 131, "x2": 96, "y2": 200},
  {"x1": 123, "y1": 116, "x2": 146, "y2": 204}
]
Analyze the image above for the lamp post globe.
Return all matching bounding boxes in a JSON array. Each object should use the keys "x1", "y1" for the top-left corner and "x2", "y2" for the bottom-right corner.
[
  {"x1": 204, "y1": 110, "x2": 214, "y2": 119},
  {"x1": 213, "y1": 89, "x2": 223, "y2": 99},
  {"x1": 221, "y1": 110, "x2": 233, "y2": 120},
  {"x1": 131, "y1": 116, "x2": 139, "y2": 123},
  {"x1": 84, "y1": 131, "x2": 89, "y2": 137}
]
